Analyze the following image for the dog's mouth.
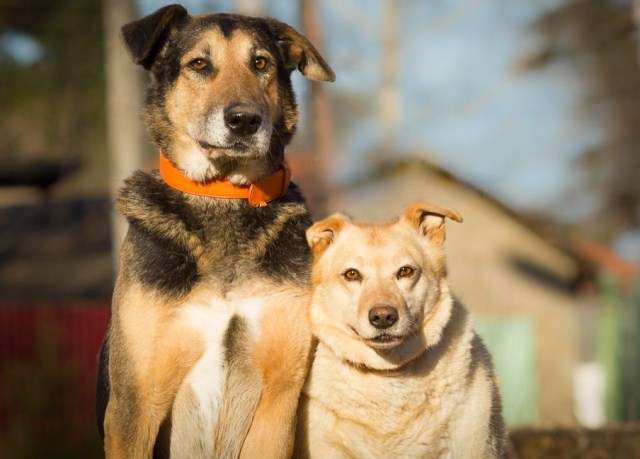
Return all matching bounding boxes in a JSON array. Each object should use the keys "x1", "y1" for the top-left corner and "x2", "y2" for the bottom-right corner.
[
  {"x1": 196, "y1": 140, "x2": 262, "y2": 160},
  {"x1": 350, "y1": 326, "x2": 406, "y2": 350},
  {"x1": 367, "y1": 333, "x2": 405, "y2": 350}
]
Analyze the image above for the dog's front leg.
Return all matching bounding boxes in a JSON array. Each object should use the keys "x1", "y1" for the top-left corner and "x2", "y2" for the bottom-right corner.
[
  {"x1": 240, "y1": 384, "x2": 303, "y2": 459},
  {"x1": 104, "y1": 315, "x2": 203, "y2": 458},
  {"x1": 104, "y1": 394, "x2": 168, "y2": 459},
  {"x1": 104, "y1": 395, "x2": 170, "y2": 459},
  {"x1": 240, "y1": 298, "x2": 312, "y2": 459},
  {"x1": 103, "y1": 397, "x2": 131, "y2": 459}
]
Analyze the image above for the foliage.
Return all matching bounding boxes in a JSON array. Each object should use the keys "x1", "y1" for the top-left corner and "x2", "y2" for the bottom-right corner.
[
  {"x1": 528, "y1": 0, "x2": 640, "y2": 241},
  {"x1": 0, "y1": 0, "x2": 107, "y2": 193}
]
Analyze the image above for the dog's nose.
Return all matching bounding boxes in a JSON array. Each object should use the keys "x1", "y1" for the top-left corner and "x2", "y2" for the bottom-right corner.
[
  {"x1": 224, "y1": 105, "x2": 262, "y2": 136},
  {"x1": 368, "y1": 305, "x2": 398, "y2": 329}
]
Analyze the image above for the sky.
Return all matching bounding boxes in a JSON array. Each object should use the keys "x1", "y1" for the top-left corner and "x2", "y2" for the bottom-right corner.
[
  {"x1": 0, "y1": 30, "x2": 44, "y2": 65},
  {"x1": 139, "y1": 0, "x2": 603, "y2": 222}
]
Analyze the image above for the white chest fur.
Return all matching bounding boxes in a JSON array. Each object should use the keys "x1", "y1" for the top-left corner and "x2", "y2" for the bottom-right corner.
[{"x1": 169, "y1": 296, "x2": 266, "y2": 459}]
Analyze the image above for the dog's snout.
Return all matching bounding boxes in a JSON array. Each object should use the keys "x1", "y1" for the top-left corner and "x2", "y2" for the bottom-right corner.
[
  {"x1": 368, "y1": 305, "x2": 398, "y2": 329},
  {"x1": 224, "y1": 105, "x2": 262, "y2": 136}
]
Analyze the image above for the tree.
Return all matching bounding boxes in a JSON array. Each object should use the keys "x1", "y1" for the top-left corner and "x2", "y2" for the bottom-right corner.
[
  {"x1": 0, "y1": 0, "x2": 106, "y2": 191},
  {"x1": 525, "y1": 1, "x2": 640, "y2": 242}
]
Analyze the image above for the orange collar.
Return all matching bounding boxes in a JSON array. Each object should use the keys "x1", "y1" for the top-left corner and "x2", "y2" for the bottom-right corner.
[{"x1": 158, "y1": 152, "x2": 290, "y2": 207}]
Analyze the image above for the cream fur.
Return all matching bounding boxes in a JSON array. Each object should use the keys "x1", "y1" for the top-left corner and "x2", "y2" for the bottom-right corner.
[{"x1": 296, "y1": 205, "x2": 505, "y2": 458}]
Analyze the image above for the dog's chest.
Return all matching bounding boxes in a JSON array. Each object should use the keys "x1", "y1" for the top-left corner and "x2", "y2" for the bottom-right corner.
[
  {"x1": 303, "y1": 345, "x2": 465, "y2": 458},
  {"x1": 169, "y1": 296, "x2": 265, "y2": 458}
]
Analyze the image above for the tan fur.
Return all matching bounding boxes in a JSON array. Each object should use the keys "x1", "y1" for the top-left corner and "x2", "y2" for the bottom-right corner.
[
  {"x1": 105, "y1": 268, "x2": 312, "y2": 458},
  {"x1": 105, "y1": 187, "x2": 315, "y2": 459},
  {"x1": 306, "y1": 213, "x2": 350, "y2": 257},
  {"x1": 402, "y1": 201, "x2": 463, "y2": 247},
  {"x1": 296, "y1": 203, "x2": 506, "y2": 458},
  {"x1": 104, "y1": 282, "x2": 205, "y2": 458},
  {"x1": 105, "y1": 10, "x2": 335, "y2": 457},
  {"x1": 163, "y1": 29, "x2": 283, "y2": 184},
  {"x1": 168, "y1": 29, "x2": 282, "y2": 127},
  {"x1": 213, "y1": 316, "x2": 262, "y2": 459},
  {"x1": 241, "y1": 290, "x2": 312, "y2": 458}
]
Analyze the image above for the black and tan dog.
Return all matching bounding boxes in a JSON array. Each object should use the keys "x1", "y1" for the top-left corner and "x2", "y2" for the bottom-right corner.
[{"x1": 96, "y1": 4, "x2": 334, "y2": 458}]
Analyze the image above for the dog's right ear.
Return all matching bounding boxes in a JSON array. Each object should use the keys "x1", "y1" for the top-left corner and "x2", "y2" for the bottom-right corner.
[
  {"x1": 306, "y1": 213, "x2": 350, "y2": 256},
  {"x1": 121, "y1": 4, "x2": 189, "y2": 70}
]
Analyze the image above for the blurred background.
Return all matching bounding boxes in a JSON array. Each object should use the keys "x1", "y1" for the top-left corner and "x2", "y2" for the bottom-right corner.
[{"x1": 1, "y1": 0, "x2": 640, "y2": 457}]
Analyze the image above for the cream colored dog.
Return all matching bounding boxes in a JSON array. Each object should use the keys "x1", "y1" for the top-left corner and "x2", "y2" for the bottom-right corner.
[{"x1": 295, "y1": 202, "x2": 506, "y2": 458}]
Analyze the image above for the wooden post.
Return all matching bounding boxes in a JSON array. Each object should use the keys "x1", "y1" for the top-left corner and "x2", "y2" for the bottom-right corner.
[
  {"x1": 379, "y1": 0, "x2": 399, "y2": 153},
  {"x1": 300, "y1": 0, "x2": 334, "y2": 212},
  {"x1": 103, "y1": 0, "x2": 145, "y2": 266},
  {"x1": 634, "y1": 1, "x2": 640, "y2": 63}
]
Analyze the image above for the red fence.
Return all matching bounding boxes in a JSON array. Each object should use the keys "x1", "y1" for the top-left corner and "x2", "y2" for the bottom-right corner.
[{"x1": 0, "y1": 303, "x2": 110, "y2": 457}]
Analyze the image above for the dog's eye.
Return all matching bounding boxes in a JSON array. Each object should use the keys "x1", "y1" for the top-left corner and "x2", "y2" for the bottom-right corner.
[
  {"x1": 253, "y1": 56, "x2": 269, "y2": 72},
  {"x1": 188, "y1": 58, "x2": 209, "y2": 72},
  {"x1": 342, "y1": 268, "x2": 362, "y2": 282},
  {"x1": 397, "y1": 266, "x2": 415, "y2": 279}
]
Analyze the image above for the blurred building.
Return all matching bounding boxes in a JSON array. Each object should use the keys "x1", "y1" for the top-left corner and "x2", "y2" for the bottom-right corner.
[
  {"x1": 0, "y1": 168, "x2": 112, "y2": 456},
  {"x1": 1, "y1": 2, "x2": 639, "y2": 456},
  {"x1": 329, "y1": 157, "x2": 587, "y2": 426}
]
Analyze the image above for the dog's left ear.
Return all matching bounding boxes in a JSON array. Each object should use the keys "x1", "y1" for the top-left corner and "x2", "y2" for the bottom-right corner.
[
  {"x1": 306, "y1": 213, "x2": 350, "y2": 256},
  {"x1": 121, "y1": 4, "x2": 189, "y2": 70},
  {"x1": 401, "y1": 202, "x2": 463, "y2": 246},
  {"x1": 267, "y1": 19, "x2": 335, "y2": 82}
]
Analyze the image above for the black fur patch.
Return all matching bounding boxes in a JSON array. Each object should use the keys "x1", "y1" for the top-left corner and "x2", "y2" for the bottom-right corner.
[
  {"x1": 223, "y1": 314, "x2": 246, "y2": 363},
  {"x1": 257, "y1": 208, "x2": 312, "y2": 281},
  {"x1": 198, "y1": 183, "x2": 312, "y2": 286},
  {"x1": 127, "y1": 221, "x2": 200, "y2": 297},
  {"x1": 118, "y1": 171, "x2": 311, "y2": 297},
  {"x1": 121, "y1": 4, "x2": 189, "y2": 70},
  {"x1": 120, "y1": 170, "x2": 203, "y2": 235},
  {"x1": 96, "y1": 337, "x2": 110, "y2": 439},
  {"x1": 153, "y1": 411, "x2": 172, "y2": 459}
]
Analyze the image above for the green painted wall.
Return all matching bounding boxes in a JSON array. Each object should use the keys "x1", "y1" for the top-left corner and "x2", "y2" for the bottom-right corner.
[
  {"x1": 476, "y1": 317, "x2": 538, "y2": 426},
  {"x1": 598, "y1": 274, "x2": 640, "y2": 422}
]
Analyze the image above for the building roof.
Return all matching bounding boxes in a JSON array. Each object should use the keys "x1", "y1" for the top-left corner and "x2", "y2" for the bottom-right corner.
[{"x1": 334, "y1": 155, "x2": 607, "y2": 289}]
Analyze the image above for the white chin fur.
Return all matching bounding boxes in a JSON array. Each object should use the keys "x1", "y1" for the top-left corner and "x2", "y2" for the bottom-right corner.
[
  {"x1": 175, "y1": 147, "x2": 268, "y2": 185},
  {"x1": 178, "y1": 111, "x2": 273, "y2": 183},
  {"x1": 178, "y1": 147, "x2": 219, "y2": 182}
]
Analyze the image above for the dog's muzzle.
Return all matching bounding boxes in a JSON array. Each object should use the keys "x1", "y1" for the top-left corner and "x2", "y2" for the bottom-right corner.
[{"x1": 224, "y1": 104, "x2": 262, "y2": 137}]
